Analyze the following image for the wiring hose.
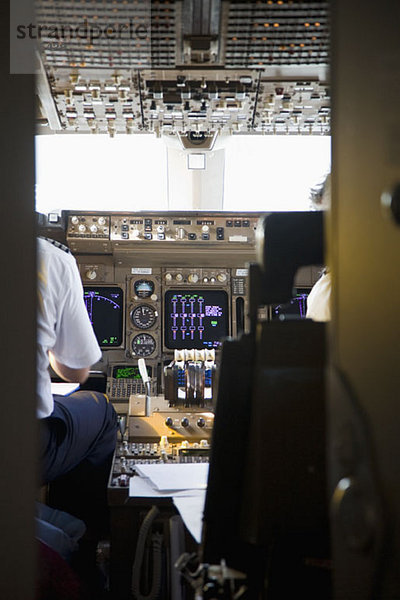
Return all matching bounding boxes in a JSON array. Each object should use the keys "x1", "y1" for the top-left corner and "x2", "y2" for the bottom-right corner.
[{"x1": 131, "y1": 505, "x2": 163, "y2": 600}]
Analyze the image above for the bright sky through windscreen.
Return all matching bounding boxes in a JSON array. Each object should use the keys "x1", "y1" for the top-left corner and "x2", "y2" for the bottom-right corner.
[{"x1": 35, "y1": 134, "x2": 330, "y2": 213}]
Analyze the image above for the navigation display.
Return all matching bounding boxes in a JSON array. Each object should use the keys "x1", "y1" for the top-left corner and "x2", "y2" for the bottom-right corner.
[{"x1": 84, "y1": 286, "x2": 124, "y2": 347}]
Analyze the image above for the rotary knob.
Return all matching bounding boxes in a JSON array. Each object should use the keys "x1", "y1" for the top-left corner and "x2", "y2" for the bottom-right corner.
[
  {"x1": 202, "y1": 225, "x2": 210, "y2": 233},
  {"x1": 188, "y1": 273, "x2": 199, "y2": 283},
  {"x1": 98, "y1": 216, "x2": 106, "y2": 226},
  {"x1": 78, "y1": 224, "x2": 86, "y2": 233},
  {"x1": 85, "y1": 269, "x2": 97, "y2": 280},
  {"x1": 90, "y1": 224, "x2": 98, "y2": 233},
  {"x1": 217, "y1": 272, "x2": 227, "y2": 283},
  {"x1": 165, "y1": 272, "x2": 173, "y2": 282},
  {"x1": 175, "y1": 273, "x2": 183, "y2": 282},
  {"x1": 71, "y1": 216, "x2": 79, "y2": 225}
]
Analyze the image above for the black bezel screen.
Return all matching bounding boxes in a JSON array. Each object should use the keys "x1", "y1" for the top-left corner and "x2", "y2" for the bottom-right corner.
[
  {"x1": 84, "y1": 286, "x2": 124, "y2": 347},
  {"x1": 164, "y1": 289, "x2": 229, "y2": 350}
]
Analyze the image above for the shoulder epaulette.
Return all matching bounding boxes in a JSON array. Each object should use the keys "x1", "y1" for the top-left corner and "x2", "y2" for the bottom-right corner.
[{"x1": 38, "y1": 236, "x2": 71, "y2": 254}]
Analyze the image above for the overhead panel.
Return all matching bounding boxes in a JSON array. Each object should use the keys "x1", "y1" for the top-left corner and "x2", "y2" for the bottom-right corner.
[
  {"x1": 225, "y1": 0, "x2": 329, "y2": 68},
  {"x1": 35, "y1": 0, "x2": 330, "y2": 137}
]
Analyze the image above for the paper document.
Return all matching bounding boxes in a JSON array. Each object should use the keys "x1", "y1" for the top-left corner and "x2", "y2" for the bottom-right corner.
[
  {"x1": 129, "y1": 476, "x2": 204, "y2": 498},
  {"x1": 133, "y1": 463, "x2": 209, "y2": 492},
  {"x1": 173, "y1": 492, "x2": 206, "y2": 543},
  {"x1": 129, "y1": 463, "x2": 209, "y2": 543},
  {"x1": 51, "y1": 382, "x2": 80, "y2": 396}
]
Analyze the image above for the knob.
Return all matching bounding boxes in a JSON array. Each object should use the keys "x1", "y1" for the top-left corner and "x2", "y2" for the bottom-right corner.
[
  {"x1": 157, "y1": 225, "x2": 165, "y2": 233},
  {"x1": 217, "y1": 272, "x2": 227, "y2": 283},
  {"x1": 90, "y1": 224, "x2": 98, "y2": 233},
  {"x1": 85, "y1": 269, "x2": 97, "y2": 280},
  {"x1": 78, "y1": 224, "x2": 86, "y2": 233},
  {"x1": 165, "y1": 272, "x2": 173, "y2": 282},
  {"x1": 165, "y1": 417, "x2": 174, "y2": 428},
  {"x1": 197, "y1": 417, "x2": 206, "y2": 428},
  {"x1": 98, "y1": 216, "x2": 106, "y2": 226},
  {"x1": 201, "y1": 225, "x2": 210, "y2": 233},
  {"x1": 181, "y1": 417, "x2": 190, "y2": 428},
  {"x1": 188, "y1": 273, "x2": 199, "y2": 283},
  {"x1": 175, "y1": 273, "x2": 183, "y2": 282},
  {"x1": 71, "y1": 216, "x2": 79, "y2": 225}
]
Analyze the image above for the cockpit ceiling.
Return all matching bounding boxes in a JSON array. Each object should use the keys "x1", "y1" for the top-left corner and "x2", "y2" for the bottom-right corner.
[{"x1": 36, "y1": 0, "x2": 330, "y2": 137}]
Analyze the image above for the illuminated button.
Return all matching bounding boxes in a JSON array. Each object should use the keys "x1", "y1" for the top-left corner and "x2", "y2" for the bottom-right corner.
[
  {"x1": 175, "y1": 273, "x2": 183, "y2": 282},
  {"x1": 188, "y1": 273, "x2": 199, "y2": 283},
  {"x1": 71, "y1": 216, "x2": 79, "y2": 225},
  {"x1": 217, "y1": 272, "x2": 227, "y2": 283},
  {"x1": 210, "y1": 277, "x2": 216, "y2": 283},
  {"x1": 78, "y1": 224, "x2": 86, "y2": 232},
  {"x1": 165, "y1": 273, "x2": 173, "y2": 282},
  {"x1": 203, "y1": 277, "x2": 209, "y2": 283},
  {"x1": 181, "y1": 418, "x2": 190, "y2": 428},
  {"x1": 197, "y1": 417, "x2": 206, "y2": 428},
  {"x1": 165, "y1": 417, "x2": 174, "y2": 428}
]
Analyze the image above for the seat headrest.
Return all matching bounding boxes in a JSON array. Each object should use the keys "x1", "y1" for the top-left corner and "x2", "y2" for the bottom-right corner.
[{"x1": 255, "y1": 211, "x2": 324, "y2": 305}]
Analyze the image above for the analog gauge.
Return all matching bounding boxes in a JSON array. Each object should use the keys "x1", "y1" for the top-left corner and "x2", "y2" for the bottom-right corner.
[
  {"x1": 131, "y1": 333, "x2": 156, "y2": 357},
  {"x1": 130, "y1": 305, "x2": 157, "y2": 329},
  {"x1": 134, "y1": 279, "x2": 155, "y2": 299}
]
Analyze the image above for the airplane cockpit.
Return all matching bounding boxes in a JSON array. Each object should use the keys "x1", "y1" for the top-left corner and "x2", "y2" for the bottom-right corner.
[
  {"x1": 3, "y1": 1, "x2": 400, "y2": 599},
  {"x1": 32, "y1": 2, "x2": 330, "y2": 595}
]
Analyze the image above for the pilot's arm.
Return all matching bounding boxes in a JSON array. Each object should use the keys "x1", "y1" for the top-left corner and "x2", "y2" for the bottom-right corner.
[
  {"x1": 37, "y1": 238, "x2": 101, "y2": 419},
  {"x1": 48, "y1": 351, "x2": 90, "y2": 384}
]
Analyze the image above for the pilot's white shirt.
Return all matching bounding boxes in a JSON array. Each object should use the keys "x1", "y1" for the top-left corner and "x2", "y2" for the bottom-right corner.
[
  {"x1": 36, "y1": 237, "x2": 101, "y2": 418},
  {"x1": 306, "y1": 271, "x2": 331, "y2": 322}
]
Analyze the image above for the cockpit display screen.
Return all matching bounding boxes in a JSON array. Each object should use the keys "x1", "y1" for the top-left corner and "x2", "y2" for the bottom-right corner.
[
  {"x1": 164, "y1": 290, "x2": 229, "y2": 349},
  {"x1": 272, "y1": 288, "x2": 309, "y2": 321},
  {"x1": 84, "y1": 286, "x2": 124, "y2": 347}
]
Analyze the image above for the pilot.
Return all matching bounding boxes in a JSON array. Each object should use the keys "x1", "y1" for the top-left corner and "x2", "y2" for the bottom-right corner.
[
  {"x1": 37, "y1": 236, "x2": 117, "y2": 569},
  {"x1": 306, "y1": 173, "x2": 332, "y2": 322}
]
